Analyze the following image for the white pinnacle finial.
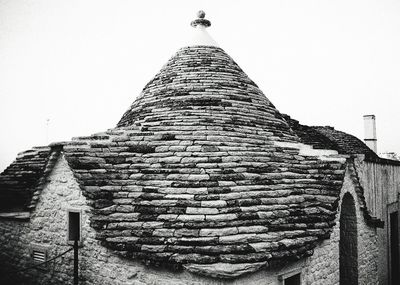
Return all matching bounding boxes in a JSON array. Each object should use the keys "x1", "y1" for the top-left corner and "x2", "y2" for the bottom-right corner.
[{"x1": 186, "y1": 10, "x2": 218, "y2": 47}]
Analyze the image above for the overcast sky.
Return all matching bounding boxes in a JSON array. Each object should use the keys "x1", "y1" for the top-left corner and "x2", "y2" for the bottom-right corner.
[{"x1": 1, "y1": 0, "x2": 400, "y2": 172}]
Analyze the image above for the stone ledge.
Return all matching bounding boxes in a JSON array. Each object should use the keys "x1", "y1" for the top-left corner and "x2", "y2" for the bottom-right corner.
[
  {"x1": 0, "y1": 211, "x2": 30, "y2": 221},
  {"x1": 184, "y1": 261, "x2": 268, "y2": 278}
]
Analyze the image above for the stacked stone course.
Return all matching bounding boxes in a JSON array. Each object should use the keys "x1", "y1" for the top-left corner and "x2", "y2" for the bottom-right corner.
[
  {"x1": 53, "y1": 46, "x2": 351, "y2": 277},
  {"x1": 0, "y1": 23, "x2": 388, "y2": 282},
  {"x1": 0, "y1": 156, "x2": 381, "y2": 284},
  {"x1": 0, "y1": 146, "x2": 61, "y2": 211}
]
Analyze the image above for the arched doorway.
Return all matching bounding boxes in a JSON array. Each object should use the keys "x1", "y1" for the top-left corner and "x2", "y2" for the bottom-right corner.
[{"x1": 340, "y1": 192, "x2": 358, "y2": 285}]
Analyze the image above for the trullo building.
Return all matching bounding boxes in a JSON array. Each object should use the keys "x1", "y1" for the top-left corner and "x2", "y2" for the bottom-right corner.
[{"x1": 0, "y1": 11, "x2": 399, "y2": 285}]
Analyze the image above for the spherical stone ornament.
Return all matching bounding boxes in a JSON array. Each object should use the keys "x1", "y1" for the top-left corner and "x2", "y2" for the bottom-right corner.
[
  {"x1": 191, "y1": 10, "x2": 211, "y2": 27},
  {"x1": 197, "y1": 10, "x2": 206, "y2": 19}
]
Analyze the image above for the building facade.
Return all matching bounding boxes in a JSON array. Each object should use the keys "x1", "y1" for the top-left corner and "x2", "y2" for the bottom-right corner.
[{"x1": 0, "y1": 12, "x2": 399, "y2": 285}]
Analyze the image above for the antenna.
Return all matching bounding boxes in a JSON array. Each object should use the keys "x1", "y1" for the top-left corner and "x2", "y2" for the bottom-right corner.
[{"x1": 46, "y1": 118, "x2": 50, "y2": 144}]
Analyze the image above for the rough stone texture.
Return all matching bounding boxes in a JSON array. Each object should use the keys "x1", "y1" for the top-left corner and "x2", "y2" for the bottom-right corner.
[
  {"x1": 0, "y1": 44, "x2": 394, "y2": 281},
  {"x1": 356, "y1": 158, "x2": 400, "y2": 285},
  {"x1": 117, "y1": 46, "x2": 297, "y2": 141},
  {"x1": 61, "y1": 124, "x2": 346, "y2": 277},
  {"x1": 0, "y1": 155, "x2": 87, "y2": 284},
  {"x1": 303, "y1": 166, "x2": 379, "y2": 285},
  {"x1": 358, "y1": 158, "x2": 400, "y2": 220},
  {"x1": 53, "y1": 46, "x2": 348, "y2": 277},
  {"x1": 283, "y1": 115, "x2": 397, "y2": 164},
  {"x1": 303, "y1": 214, "x2": 340, "y2": 285},
  {"x1": 0, "y1": 146, "x2": 61, "y2": 211},
  {"x1": 0, "y1": 156, "x2": 317, "y2": 284},
  {"x1": 0, "y1": 156, "x2": 381, "y2": 284},
  {"x1": 0, "y1": 1, "x2": 396, "y2": 277}
]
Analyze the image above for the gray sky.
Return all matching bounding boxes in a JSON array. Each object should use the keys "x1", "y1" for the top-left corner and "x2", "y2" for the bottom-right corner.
[{"x1": 1, "y1": 0, "x2": 400, "y2": 172}]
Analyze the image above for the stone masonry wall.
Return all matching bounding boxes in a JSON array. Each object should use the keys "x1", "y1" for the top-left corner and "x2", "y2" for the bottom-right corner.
[
  {"x1": 358, "y1": 159, "x2": 400, "y2": 285},
  {"x1": 0, "y1": 218, "x2": 30, "y2": 284},
  {"x1": 302, "y1": 164, "x2": 379, "y2": 285},
  {"x1": 0, "y1": 157, "x2": 380, "y2": 284}
]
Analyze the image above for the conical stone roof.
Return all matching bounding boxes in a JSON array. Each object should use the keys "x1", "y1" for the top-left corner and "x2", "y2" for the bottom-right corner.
[
  {"x1": 63, "y1": 12, "x2": 347, "y2": 278},
  {"x1": 117, "y1": 45, "x2": 298, "y2": 144}
]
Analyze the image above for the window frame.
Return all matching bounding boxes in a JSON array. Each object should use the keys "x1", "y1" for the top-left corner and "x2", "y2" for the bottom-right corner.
[
  {"x1": 66, "y1": 207, "x2": 83, "y2": 245},
  {"x1": 278, "y1": 268, "x2": 302, "y2": 285}
]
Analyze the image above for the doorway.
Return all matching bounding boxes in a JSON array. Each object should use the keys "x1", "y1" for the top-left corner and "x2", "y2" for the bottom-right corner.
[
  {"x1": 390, "y1": 211, "x2": 399, "y2": 285},
  {"x1": 340, "y1": 193, "x2": 358, "y2": 285}
]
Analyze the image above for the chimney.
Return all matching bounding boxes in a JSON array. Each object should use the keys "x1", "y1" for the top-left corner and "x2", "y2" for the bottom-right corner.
[{"x1": 363, "y1": 114, "x2": 377, "y2": 153}]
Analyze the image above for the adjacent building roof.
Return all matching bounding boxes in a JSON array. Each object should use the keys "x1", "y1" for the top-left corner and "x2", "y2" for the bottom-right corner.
[
  {"x1": 284, "y1": 115, "x2": 379, "y2": 159},
  {"x1": 0, "y1": 146, "x2": 61, "y2": 211},
  {"x1": 0, "y1": 11, "x2": 389, "y2": 278}
]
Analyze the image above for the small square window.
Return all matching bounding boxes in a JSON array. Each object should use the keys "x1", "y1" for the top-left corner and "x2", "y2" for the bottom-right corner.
[
  {"x1": 279, "y1": 270, "x2": 302, "y2": 285},
  {"x1": 67, "y1": 209, "x2": 82, "y2": 244},
  {"x1": 284, "y1": 273, "x2": 301, "y2": 285}
]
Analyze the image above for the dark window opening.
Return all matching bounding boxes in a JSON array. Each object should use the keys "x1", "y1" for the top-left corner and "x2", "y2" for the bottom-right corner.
[
  {"x1": 284, "y1": 273, "x2": 301, "y2": 285},
  {"x1": 68, "y1": 211, "x2": 81, "y2": 242},
  {"x1": 390, "y1": 211, "x2": 399, "y2": 285}
]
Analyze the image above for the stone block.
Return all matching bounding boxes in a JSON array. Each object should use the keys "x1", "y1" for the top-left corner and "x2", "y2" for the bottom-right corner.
[{"x1": 199, "y1": 227, "x2": 238, "y2": 237}]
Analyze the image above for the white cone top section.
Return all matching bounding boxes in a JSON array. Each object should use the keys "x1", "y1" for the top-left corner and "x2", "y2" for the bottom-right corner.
[
  {"x1": 185, "y1": 10, "x2": 218, "y2": 47},
  {"x1": 188, "y1": 25, "x2": 219, "y2": 47}
]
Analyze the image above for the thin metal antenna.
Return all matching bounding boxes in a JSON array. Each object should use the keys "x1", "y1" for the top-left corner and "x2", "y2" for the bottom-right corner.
[{"x1": 46, "y1": 118, "x2": 50, "y2": 144}]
